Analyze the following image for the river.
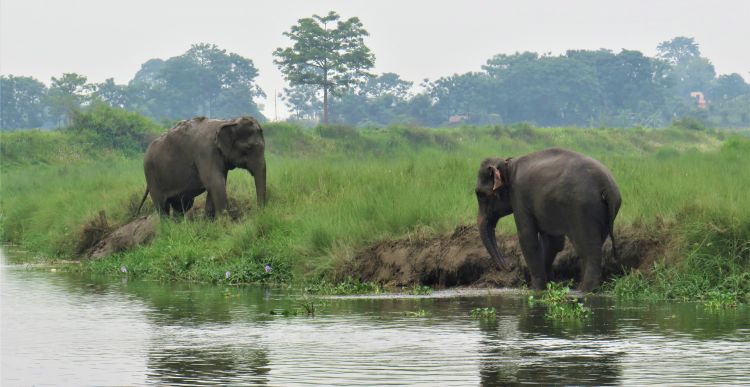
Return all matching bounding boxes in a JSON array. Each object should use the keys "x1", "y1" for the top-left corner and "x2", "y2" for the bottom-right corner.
[{"x1": 2, "y1": 248, "x2": 749, "y2": 386}]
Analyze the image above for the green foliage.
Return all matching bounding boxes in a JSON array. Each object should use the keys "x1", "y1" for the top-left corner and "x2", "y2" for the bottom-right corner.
[
  {"x1": 274, "y1": 11, "x2": 375, "y2": 123},
  {"x1": 66, "y1": 103, "x2": 163, "y2": 153},
  {"x1": 609, "y1": 209, "x2": 750, "y2": 303},
  {"x1": 407, "y1": 285, "x2": 433, "y2": 295},
  {"x1": 529, "y1": 281, "x2": 592, "y2": 321},
  {"x1": 703, "y1": 290, "x2": 739, "y2": 309},
  {"x1": 2, "y1": 123, "x2": 749, "y2": 294},
  {"x1": 48, "y1": 73, "x2": 94, "y2": 125},
  {"x1": 672, "y1": 116, "x2": 708, "y2": 131},
  {"x1": 304, "y1": 278, "x2": 384, "y2": 295},
  {"x1": 316, "y1": 124, "x2": 360, "y2": 140},
  {"x1": 0, "y1": 75, "x2": 48, "y2": 130},
  {"x1": 470, "y1": 307, "x2": 497, "y2": 319}
]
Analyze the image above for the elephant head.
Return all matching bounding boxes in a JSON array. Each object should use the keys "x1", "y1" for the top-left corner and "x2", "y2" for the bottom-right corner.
[
  {"x1": 216, "y1": 116, "x2": 267, "y2": 207},
  {"x1": 475, "y1": 157, "x2": 513, "y2": 269}
]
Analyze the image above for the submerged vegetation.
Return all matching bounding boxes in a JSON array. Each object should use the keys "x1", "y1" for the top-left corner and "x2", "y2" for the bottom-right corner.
[
  {"x1": 529, "y1": 282, "x2": 592, "y2": 321},
  {"x1": 469, "y1": 307, "x2": 497, "y2": 320},
  {"x1": 1, "y1": 108, "x2": 749, "y2": 302}
]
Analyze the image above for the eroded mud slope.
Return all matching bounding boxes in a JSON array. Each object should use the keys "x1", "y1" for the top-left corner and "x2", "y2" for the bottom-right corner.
[{"x1": 344, "y1": 223, "x2": 667, "y2": 288}]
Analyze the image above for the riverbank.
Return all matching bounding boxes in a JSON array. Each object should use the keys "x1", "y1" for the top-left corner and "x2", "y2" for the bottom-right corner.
[{"x1": 2, "y1": 121, "x2": 749, "y2": 302}]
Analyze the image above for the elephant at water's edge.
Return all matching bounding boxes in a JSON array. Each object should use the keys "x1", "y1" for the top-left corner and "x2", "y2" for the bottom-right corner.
[
  {"x1": 137, "y1": 116, "x2": 266, "y2": 218},
  {"x1": 476, "y1": 147, "x2": 621, "y2": 291}
]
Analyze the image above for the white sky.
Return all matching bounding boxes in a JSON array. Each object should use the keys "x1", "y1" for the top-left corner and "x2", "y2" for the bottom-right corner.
[{"x1": 1, "y1": 0, "x2": 748, "y2": 119}]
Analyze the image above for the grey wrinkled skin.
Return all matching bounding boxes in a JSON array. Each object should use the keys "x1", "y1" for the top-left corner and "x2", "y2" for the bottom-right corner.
[
  {"x1": 476, "y1": 147, "x2": 621, "y2": 292},
  {"x1": 141, "y1": 116, "x2": 266, "y2": 218}
]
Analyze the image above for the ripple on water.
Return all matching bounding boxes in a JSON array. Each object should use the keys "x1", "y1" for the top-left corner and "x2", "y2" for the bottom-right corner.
[{"x1": 2, "y1": 255, "x2": 750, "y2": 386}]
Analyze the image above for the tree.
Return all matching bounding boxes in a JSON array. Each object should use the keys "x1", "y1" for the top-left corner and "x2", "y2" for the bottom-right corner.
[
  {"x1": 274, "y1": 11, "x2": 375, "y2": 123},
  {"x1": 657, "y1": 36, "x2": 701, "y2": 65},
  {"x1": 331, "y1": 72, "x2": 413, "y2": 126},
  {"x1": 92, "y1": 78, "x2": 129, "y2": 109},
  {"x1": 127, "y1": 44, "x2": 265, "y2": 121},
  {"x1": 282, "y1": 84, "x2": 322, "y2": 121},
  {"x1": 0, "y1": 75, "x2": 48, "y2": 130},
  {"x1": 47, "y1": 73, "x2": 94, "y2": 126}
]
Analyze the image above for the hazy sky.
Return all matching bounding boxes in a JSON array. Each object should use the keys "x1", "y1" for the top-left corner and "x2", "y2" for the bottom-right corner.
[{"x1": 2, "y1": 0, "x2": 748, "y2": 119}]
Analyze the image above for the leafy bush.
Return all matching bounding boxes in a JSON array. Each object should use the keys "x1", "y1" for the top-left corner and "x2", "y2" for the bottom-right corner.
[
  {"x1": 672, "y1": 116, "x2": 707, "y2": 131},
  {"x1": 67, "y1": 103, "x2": 163, "y2": 153},
  {"x1": 316, "y1": 124, "x2": 360, "y2": 139}
]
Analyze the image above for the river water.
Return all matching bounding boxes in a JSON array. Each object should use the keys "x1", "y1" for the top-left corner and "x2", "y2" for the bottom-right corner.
[{"x1": 2, "y1": 249, "x2": 749, "y2": 386}]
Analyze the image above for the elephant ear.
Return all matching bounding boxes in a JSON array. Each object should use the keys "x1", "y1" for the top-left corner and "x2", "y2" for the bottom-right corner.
[
  {"x1": 217, "y1": 121, "x2": 238, "y2": 156},
  {"x1": 489, "y1": 165, "x2": 503, "y2": 191}
]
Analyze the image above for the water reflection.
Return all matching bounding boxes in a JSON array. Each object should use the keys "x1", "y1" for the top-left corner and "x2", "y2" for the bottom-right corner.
[{"x1": 2, "y1": 250, "x2": 749, "y2": 386}]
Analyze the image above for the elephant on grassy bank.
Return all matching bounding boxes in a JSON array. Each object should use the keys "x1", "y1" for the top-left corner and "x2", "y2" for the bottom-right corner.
[
  {"x1": 137, "y1": 116, "x2": 266, "y2": 218},
  {"x1": 476, "y1": 147, "x2": 621, "y2": 291}
]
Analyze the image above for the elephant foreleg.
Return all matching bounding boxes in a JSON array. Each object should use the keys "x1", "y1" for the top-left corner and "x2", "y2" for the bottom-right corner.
[
  {"x1": 516, "y1": 221, "x2": 547, "y2": 290},
  {"x1": 206, "y1": 182, "x2": 228, "y2": 218}
]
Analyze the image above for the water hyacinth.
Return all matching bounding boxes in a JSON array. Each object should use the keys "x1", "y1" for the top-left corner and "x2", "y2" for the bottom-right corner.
[
  {"x1": 225, "y1": 271, "x2": 231, "y2": 279},
  {"x1": 120, "y1": 265, "x2": 127, "y2": 273},
  {"x1": 264, "y1": 264, "x2": 271, "y2": 273}
]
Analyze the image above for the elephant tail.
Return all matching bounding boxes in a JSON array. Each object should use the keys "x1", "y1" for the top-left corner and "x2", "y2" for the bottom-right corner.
[
  {"x1": 134, "y1": 186, "x2": 150, "y2": 217},
  {"x1": 602, "y1": 188, "x2": 620, "y2": 261}
]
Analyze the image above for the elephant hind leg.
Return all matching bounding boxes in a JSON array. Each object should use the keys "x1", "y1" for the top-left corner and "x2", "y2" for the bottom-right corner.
[
  {"x1": 568, "y1": 223, "x2": 606, "y2": 292},
  {"x1": 541, "y1": 234, "x2": 565, "y2": 280},
  {"x1": 151, "y1": 193, "x2": 170, "y2": 217},
  {"x1": 169, "y1": 195, "x2": 194, "y2": 216}
]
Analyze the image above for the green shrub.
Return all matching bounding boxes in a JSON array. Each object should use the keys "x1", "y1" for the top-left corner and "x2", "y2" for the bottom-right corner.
[
  {"x1": 66, "y1": 103, "x2": 163, "y2": 153},
  {"x1": 672, "y1": 116, "x2": 708, "y2": 131},
  {"x1": 316, "y1": 124, "x2": 360, "y2": 139}
]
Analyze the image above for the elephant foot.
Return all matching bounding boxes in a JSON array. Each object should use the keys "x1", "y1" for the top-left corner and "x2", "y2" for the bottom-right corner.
[
  {"x1": 530, "y1": 278, "x2": 548, "y2": 291},
  {"x1": 578, "y1": 280, "x2": 601, "y2": 293}
]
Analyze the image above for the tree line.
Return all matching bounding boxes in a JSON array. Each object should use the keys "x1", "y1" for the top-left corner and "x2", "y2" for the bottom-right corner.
[{"x1": 2, "y1": 11, "x2": 748, "y2": 130}]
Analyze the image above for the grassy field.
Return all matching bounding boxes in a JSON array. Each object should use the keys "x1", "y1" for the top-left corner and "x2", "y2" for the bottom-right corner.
[{"x1": 1, "y1": 123, "x2": 749, "y2": 302}]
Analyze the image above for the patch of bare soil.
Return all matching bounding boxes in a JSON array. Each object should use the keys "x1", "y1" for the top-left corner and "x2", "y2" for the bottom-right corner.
[
  {"x1": 77, "y1": 211, "x2": 158, "y2": 260},
  {"x1": 344, "y1": 221, "x2": 670, "y2": 288}
]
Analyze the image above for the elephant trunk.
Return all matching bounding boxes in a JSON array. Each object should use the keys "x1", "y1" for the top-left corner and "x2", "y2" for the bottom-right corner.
[
  {"x1": 478, "y1": 214, "x2": 507, "y2": 270},
  {"x1": 253, "y1": 160, "x2": 267, "y2": 207}
]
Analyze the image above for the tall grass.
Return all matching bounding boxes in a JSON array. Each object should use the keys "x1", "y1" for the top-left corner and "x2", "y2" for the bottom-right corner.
[{"x1": 1, "y1": 124, "x2": 748, "y2": 300}]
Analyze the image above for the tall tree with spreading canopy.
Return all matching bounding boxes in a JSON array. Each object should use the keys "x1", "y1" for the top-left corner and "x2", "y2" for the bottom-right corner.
[{"x1": 274, "y1": 11, "x2": 375, "y2": 123}]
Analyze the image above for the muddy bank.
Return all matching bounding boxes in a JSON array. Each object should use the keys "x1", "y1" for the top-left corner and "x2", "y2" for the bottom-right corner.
[
  {"x1": 77, "y1": 211, "x2": 158, "y2": 260},
  {"x1": 344, "y1": 221, "x2": 668, "y2": 288}
]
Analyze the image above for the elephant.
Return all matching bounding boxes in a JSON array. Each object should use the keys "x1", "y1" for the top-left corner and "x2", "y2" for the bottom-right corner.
[
  {"x1": 475, "y1": 147, "x2": 621, "y2": 291},
  {"x1": 137, "y1": 116, "x2": 266, "y2": 218}
]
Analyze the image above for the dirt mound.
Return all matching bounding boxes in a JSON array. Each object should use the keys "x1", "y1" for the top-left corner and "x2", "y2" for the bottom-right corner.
[
  {"x1": 345, "y1": 223, "x2": 669, "y2": 288},
  {"x1": 78, "y1": 212, "x2": 158, "y2": 260}
]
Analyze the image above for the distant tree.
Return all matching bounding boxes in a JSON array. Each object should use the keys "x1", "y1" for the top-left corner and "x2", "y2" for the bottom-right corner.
[
  {"x1": 426, "y1": 72, "x2": 499, "y2": 125},
  {"x1": 331, "y1": 72, "x2": 413, "y2": 126},
  {"x1": 657, "y1": 36, "x2": 715, "y2": 112},
  {"x1": 47, "y1": 73, "x2": 94, "y2": 125},
  {"x1": 483, "y1": 53, "x2": 602, "y2": 125},
  {"x1": 0, "y1": 75, "x2": 49, "y2": 130},
  {"x1": 360, "y1": 72, "x2": 412, "y2": 100},
  {"x1": 657, "y1": 36, "x2": 701, "y2": 65},
  {"x1": 709, "y1": 73, "x2": 750, "y2": 102},
  {"x1": 127, "y1": 44, "x2": 265, "y2": 120},
  {"x1": 567, "y1": 49, "x2": 672, "y2": 125},
  {"x1": 282, "y1": 84, "x2": 322, "y2": 121},
  {"x1": 92, "y1": 78, "x2": 129, "y2": 109},
  {"x1": 274, "y1": 11, "x2": 375, "y2": 123}
]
